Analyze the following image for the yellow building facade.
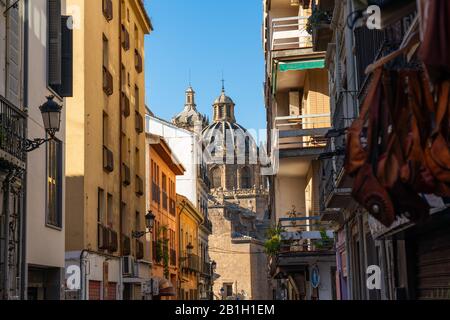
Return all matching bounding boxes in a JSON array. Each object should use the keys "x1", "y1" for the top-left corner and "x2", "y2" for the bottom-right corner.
[
  {"x1": 177, "y1": 194, "x2": 204, "y2": 300},
  {"x1": 64, "y1": 0, "x2": 152, "y2": 300},
  {"x1": 147, "y1": 134, "x2": 185, "y2": 299}
]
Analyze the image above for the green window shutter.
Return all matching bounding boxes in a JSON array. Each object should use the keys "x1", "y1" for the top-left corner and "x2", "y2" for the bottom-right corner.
[{"x1": 48, "y1": 0, "x2": 62, "y2": 86}]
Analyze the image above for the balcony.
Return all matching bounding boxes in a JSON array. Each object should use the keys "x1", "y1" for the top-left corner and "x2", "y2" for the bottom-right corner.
[
  {"x1": 108, "y1": 229, "x2": 118, "y2": 253},
  {"x1": 102, "y1": 0, "x2": 113, "y2": 21},
  {"x1": 102, "y1": 67, "x2": 113, "y2": 96},
  {"x1": 182, "y1": 253, "x2": 200, "y2": 273},
  {"x1": 270, "y1": 216, "x2": 335, "y2": 276},
  {"x1": 121, "y1": 92, "x2": 130, "y2": 118},
  {"x1": 135, "y1": 239, "x2": 144, "y2": 260},
  {"x1": 103, "y1": 146, "x2": 114, "y2": 173},
  {"x1": 162, "y1": 191, "x2": 168, "y2": 210},
  {"x1": 270, "y1": 16, "x2": 313, "y2": 57},
  {"x1": 201, "y1": 262, "x2": 212, "y2": 277},
  {"x1": 122, "y1": 234, "x2": 131, "y2": 256},
  {"x1": 135, "y1": 111, "x2": 144, "y2": 134},
  {"x1": 122, "y1": 163, "x2": 131, "y2": 186},
  {"x1": 0, "y1": 95, "x2": 26, "y2": 169},
  {"x1": 121, "y1": 24, "x2": 130, "y2": 51},
  {"x1": 319, "y1": 94, "x2": 353, "y2": 213},
  {"x1": 274, "y1": 113, "x2": 330, "y2": 158},
  {"x1": 135, "y1": 49, "x2": 143, "y2": 73},
  {"x1": 152, "y1": 182, "x2": 160, "y2": 205}
]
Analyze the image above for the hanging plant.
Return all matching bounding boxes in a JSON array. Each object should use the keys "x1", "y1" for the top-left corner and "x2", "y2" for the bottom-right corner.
[
  {"x1": 306, "y1": 9, "x2": 332, "y2": 35},
  {"x1": 264, "y1": 225, "x2": 285, "y2": 257},
  {"x1": 313, "y1": 229, "x2": 334, "y2": 250}
]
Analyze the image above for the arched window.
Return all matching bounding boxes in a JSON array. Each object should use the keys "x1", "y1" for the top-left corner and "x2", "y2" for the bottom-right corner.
[
  {"x1": 211, "y1": 167, "x2": 222, "y2": 189},
  {"x1": 240, "y1": 167, "x2": 252, "y2": 189}
]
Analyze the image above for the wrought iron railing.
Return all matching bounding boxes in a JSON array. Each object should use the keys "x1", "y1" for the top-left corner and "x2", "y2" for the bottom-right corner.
[{"x1": 0, "y1": 95, "x2": 26, "y2": 163}]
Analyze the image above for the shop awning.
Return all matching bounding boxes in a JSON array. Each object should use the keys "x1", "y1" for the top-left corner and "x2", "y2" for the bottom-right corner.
[
  {"x1": 278, "y1": 59, "x2": 325, "y2": 72},
  {"x1": 156, "y1": 278, "x2": 176, "y2": 297}
]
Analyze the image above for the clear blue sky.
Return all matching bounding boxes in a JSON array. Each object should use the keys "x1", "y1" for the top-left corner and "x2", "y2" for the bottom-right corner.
[{"x1": 144, "y1": 0, "x2": 266, "y2": 132}]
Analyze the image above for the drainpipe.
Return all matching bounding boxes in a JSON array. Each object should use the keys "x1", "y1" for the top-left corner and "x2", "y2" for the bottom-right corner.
[{"x1": 21, "y1": 0, "x2": 29, "y2": 300}]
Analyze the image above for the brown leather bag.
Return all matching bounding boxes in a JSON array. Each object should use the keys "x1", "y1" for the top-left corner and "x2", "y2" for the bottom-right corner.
[
  {"x1": 424, "y1": 81, "x2": 450, "y2": 186},
  {"x1": 352, "y1": 163, "x2": 396, "y2": 227},
  {"x1": 348, "y1": 69, "x2": 396, "y2": 227},
  {"x1": 419, "y1": 0, "x2": 450, "y2": 81},
  {"x1": 345, "y1": 68, "x2": 383, "y2": 176}
]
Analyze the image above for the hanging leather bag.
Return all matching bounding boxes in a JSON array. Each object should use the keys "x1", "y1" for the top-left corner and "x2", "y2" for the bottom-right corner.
[{"x1": 424, "y1": 81, "x2": 450, "y2": 187}]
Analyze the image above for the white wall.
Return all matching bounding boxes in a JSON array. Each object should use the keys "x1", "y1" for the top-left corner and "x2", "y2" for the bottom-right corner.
[
  {"x1": 146, "y1": 116, "x2": 198, "y2": 205},
  {"x1": 26, "y1": 0, "x2": 66, "y2": 269}
]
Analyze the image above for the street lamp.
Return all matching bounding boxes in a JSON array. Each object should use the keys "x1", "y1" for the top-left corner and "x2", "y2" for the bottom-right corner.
[
  {"x1": 132, "y1": 211, "x2": 156, "y2": 238},
  {"x1": 211, "y1": 260, "x2": 217, "y2": 273},
  {"x1": 24, "y1": 96, "x2": 63, "y2": 152}
]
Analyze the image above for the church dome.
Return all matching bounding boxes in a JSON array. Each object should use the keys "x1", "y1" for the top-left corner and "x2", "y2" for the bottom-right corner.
[
  {"x1": 214, "y1": 91, "x2": 235, "y2": 105},
  {"x1": 202, "y1": 88, "x2": 257, "y2": 161}
]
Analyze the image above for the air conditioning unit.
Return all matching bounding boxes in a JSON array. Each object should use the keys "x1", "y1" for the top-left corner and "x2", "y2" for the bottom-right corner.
[{"x1": 122, "y1": 256, "x2": 136, "y2": 277}]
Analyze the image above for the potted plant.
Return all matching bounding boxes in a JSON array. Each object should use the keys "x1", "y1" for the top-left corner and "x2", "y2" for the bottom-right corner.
[{"x1": 306, "y1": 9, "x2": 332, "y2": 35}]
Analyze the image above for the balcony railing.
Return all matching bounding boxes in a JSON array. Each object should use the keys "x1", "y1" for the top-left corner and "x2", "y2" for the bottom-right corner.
[
  {"x1": 122, "y1": 234, "x2": 131, "y2": 256},
  {"x1": 162, "y1": 191, "x2": 168, "y2": 210},
  {"x1": 152, "y1": 182, "x2": 160, "y2": 205},
  {"x1": 278, "y1": 216, "x2": 335, "y2": 254},
  {"x1": 0, "y1": 95, "x2": 26, "y2": 166},
  {"x1": 182, "y1": 253, "x2": 200, "y2": 272},
  {"x1": 274, "y1": 113, "x2": 331, "y2": 150},
  {"x1": 270, "y1": 16, "x2": 312, "y2": 51},
  {"x1": 201, "y1": 262, "x2": 212, "y2": 276},
  {"x1": 319, "y1": 93, "x2": 352, "y2": 213}
]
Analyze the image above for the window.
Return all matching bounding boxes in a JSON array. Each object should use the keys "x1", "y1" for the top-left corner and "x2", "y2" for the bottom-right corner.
[
  {"x1": 224, "y1": 283, "x2": 233, "y2": 297},
  {"x1": 240, "y1": 167, "x2": 252, "y2": 189},
  {"x1": 211, "y1": 167, "x2": 221, "y2": 189},
  {"x1": 97, "y1": 188, "x2": 105, "y2": 224},
  {"x1": 46, "y1": 139, "x2": 63, "y2": 228},
  {"x1": 48, "y1": 0, "x2": 73, "y2": 97},
  {"x1": 107, "y1": 193, "x2": 113, "y2": 227}
]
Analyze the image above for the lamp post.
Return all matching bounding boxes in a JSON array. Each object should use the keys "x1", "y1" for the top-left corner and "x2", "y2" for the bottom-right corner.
[
  {"x1": 132, "y1": 211, "x2": 156, "y2": 238},
  {"x1": 24, "y1": 96, "x2": 63, "y2": 152}
]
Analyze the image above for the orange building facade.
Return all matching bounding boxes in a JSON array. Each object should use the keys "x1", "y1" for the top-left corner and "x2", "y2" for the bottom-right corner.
[{"x1": 146, "y1": 134, "x2": 185, "y2": 299}]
